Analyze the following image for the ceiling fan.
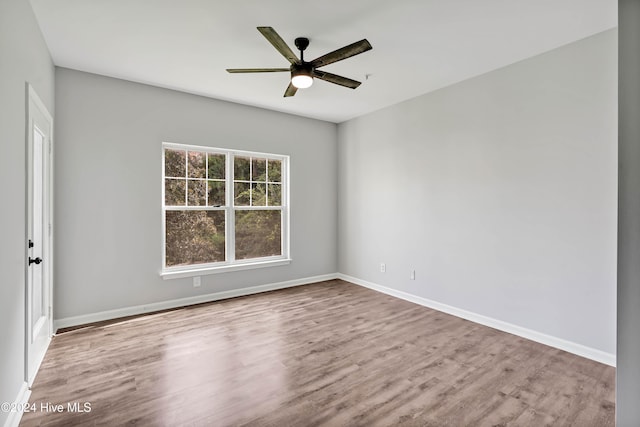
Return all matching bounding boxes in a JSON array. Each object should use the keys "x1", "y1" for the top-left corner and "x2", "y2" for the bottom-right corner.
[{"x1": 227, "y1": 27, "x2": 372, "y2": 97}]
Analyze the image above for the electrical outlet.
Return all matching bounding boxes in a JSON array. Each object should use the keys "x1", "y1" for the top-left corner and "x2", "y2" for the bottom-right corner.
[
  {"x1": 410, "y1": 270, "x2": 416, "y2": 280},
  {"x1": 380, "y1": 263, "x2": 386, "y2": 273},
  {"x1": 193, "y1": 276, "x2": 201, "y2": 287}
]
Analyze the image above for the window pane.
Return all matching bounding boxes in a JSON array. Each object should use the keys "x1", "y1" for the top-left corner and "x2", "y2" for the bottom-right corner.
[
  {"x1": 165, "y1": 149, "x2": 186, "y2": 177},
  {"x1": 207, "y1": 181, "x2": 225, "y2": 206},
  {"x1": 268, "y1": 183, "x2": 281, "y2": 206},
  {"x1": 235, "y1": 210, "x2": 281, "y2": 260},
  {"x1": 234, "y1": 182, "x2": 250, "y2": 206},
  {"x1": 187, "y1": 179, "x2": 206, "y2": 206},
  {"x1": 234, "y1": 156, "x2": 250, "y2": 180},
  {"x1": 188, "y1": 151, "x2": 206, "y2": 178},
  {"x1": 165, "y1": 210, "x2": 225, "y2": 267},
  {"x1": 208, "y1": 154, "x2": 225, "y2": 179},
  {"x1": 252, "y1": 158, "x2": 266, "y2": 181},
  {"x1": 252, "y1": 183, "x2": 266, "y2": 206},
  {"x1": 165, "y1": 179, "x2": 186, "y2": 206},
  {"x1": 268, "y1": 159, "x2": 281, "y2": 182}
]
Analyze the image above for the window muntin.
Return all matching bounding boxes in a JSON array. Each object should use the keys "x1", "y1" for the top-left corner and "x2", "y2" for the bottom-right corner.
[
  {"x1": 162, "y1": 143, "x2": 289, "y2": 274},
  {"x1": 233, "y1": 156, "x2": 282, "y2": 207}
]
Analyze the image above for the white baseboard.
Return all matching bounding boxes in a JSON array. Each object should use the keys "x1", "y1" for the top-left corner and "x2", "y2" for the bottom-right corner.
[
  {"x1": 338, "y1": 273, "x2": 616, "y2": 367},
  {"x1": 54, "y1": 273, "x2": 338, "y2": 331},
  {"x1": 3, "y1": 382, "x2": 31, "y2": 427}
]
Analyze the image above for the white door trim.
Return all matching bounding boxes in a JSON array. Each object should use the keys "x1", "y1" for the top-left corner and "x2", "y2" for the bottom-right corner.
[{"x1": 25, "y1": 83, "x2": 54, "y2": 387}]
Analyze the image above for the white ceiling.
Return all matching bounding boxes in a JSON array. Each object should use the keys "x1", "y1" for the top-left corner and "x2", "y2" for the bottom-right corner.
[{"x1": 30, "y1": 0, "x2": 616, "y2": 123}]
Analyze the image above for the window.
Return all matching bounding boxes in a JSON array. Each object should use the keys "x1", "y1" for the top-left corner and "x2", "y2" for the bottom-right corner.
[{"x1": 162, "y1": 143, "x2": 289, "y2": 278}]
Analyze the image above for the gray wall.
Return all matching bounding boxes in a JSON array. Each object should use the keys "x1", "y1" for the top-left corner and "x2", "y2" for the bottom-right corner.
[
  {"x1": 54, "y1": 68, "x2": 337, "y2": 320},
  {"x1": 337, "y1": 30, "x2": 617, "y2": 355},
  {"x1": 0, "y1": 0, "x2": 55, "y2": 424},
  {"x1": 617, "y1": 0, "x2": 640, "y2": 424}
]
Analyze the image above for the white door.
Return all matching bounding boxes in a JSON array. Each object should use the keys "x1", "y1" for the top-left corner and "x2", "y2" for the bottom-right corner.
[{"x1": 26, "y1": 84, "x2": 53, "y2": 386}]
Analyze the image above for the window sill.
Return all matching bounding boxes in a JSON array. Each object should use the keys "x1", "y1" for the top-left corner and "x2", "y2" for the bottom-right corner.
[{"x1": 160, "y1": 258, "x2": 292, "y2": 280}]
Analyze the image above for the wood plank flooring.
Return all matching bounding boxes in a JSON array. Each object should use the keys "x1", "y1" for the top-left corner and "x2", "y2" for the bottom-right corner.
[{"x1": 20, "y1": 280, "x2": 615, "y2": 426}]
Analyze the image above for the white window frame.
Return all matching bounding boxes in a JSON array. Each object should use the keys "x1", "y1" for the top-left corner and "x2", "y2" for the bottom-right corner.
[{"x1": 160, "y1": 142, "x2": 290, "y2": 279}]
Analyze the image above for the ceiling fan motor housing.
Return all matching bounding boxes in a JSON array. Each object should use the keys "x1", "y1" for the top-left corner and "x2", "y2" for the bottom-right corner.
[{"x1": 291, "y1": 62, "x2": 313, "y2": 77}]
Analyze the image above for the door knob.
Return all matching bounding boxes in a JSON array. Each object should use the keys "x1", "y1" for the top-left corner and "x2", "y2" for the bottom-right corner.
[{"x1": 29, "y1": 257, "x2": 42, "y2": 265}]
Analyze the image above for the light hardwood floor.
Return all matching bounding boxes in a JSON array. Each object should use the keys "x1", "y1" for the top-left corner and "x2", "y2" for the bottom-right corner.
[{"x1": 20, "y1": 280, "x2": 615, "y2": 426}]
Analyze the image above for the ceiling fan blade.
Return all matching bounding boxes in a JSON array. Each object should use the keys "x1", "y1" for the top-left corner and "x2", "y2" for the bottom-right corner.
[
  {"x1": 313, "y1": 70, "x2": 361, "y2": 89},
  {"x1": 257, "y1": 27, "x2": 299, "y2": 64},
  {"x1": 310, "y1": 39, "x2": 372, "y2": 68},
  {"x1": 284, "y1": 82, "x2": 298, "y2": 97},
  {"x1": 226, "y1": 68, "x2": 290, "y2": 73}
]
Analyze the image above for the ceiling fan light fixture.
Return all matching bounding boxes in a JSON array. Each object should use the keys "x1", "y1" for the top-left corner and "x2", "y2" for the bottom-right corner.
[
  {"x1": 291, "y1": 73, "x2": 313, "y2": 89},
  {"x1": 291, "y1": 64, "x2": 314, "y2": 89}
]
